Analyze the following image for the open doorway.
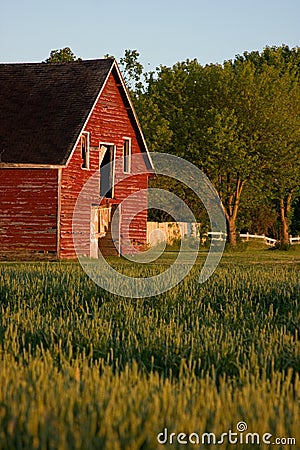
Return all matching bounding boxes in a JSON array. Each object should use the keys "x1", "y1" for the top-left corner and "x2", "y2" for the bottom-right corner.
[{"x1": 90, "y1": 204, "x2": 120, "y2": 257}]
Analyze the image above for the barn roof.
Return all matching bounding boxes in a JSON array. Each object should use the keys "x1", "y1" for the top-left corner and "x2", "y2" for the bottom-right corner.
[{"x1": 0, "y1": 58, "x2": 153, "y2": 168}]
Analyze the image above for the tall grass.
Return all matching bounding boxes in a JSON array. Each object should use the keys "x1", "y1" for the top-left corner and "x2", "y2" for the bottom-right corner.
[{"x1": 0, "y1": 254, "x2": 299, "y2": 449}]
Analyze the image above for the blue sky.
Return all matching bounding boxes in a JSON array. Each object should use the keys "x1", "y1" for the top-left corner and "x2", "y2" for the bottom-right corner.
[{"x1": 1, "y1": 0, "x2": 300, "y2": 70}]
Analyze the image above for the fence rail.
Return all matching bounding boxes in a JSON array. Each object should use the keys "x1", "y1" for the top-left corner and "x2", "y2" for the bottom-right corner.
[
  {"x1": 290, "y1": 236, "x2": 300, "y2": 244},
  {"x1": 210, "y1": 232, "x2": 300, "y2": 246},
  {"x1": 239, "y1": 233, "x2": 277, "y2": 246}
]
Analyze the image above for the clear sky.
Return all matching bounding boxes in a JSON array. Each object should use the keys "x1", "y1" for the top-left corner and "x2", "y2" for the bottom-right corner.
[{"x1": 1, "y1": 0, "x2": 300, "y2": 70}]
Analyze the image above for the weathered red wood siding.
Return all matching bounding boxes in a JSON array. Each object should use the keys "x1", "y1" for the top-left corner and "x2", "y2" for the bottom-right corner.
[
  {"x1": 59, "y1": 148, "x2": 100, "y2": 259},
  {"x1": 115, "y1": 173, "x2": 148, "y2": 253},
  {"x1": 0, "y1": 169, "x2": 58, "y2": 258},
  {"x1": 59, "y1": 68, "x2": 149, "y2": 258}
]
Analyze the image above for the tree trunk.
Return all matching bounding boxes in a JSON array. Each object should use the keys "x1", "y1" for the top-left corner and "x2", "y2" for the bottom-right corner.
[
  {"x1": 279, "y1": 195, "x2": 292, "y2": 245},
  {"x1": 227, "y1": 218, "x2": 237, "y2": 246},
  {"x1": 280, "y1": 217, "x2": 289, "y2": 245},
  {"x1": 223, "y1": 178, "x2": 245, "y2": 247}
]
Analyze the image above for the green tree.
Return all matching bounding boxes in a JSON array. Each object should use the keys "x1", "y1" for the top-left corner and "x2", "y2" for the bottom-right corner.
[
  {"x1": 202, "y1": 60, "x2": 271, "y2": 245},
  {"x1": 138, "y1": 46, "x2": 300, "y2": 246},
  {"x1": 138, "y1": 58, "x2": 266, "y2": 245},
  {"x1": 119, "y1": 49, "x2": 144, "y2": 94},
  {"x1": 45, "y1": 47, "x2": 80, "y2": 63},
  {"x1": 135, "y1": 59, "x2": 211, "y2": 227},
  {"x1": 234, "y1": 44, "x2": 300, "y2": 74},
  {"x1": 261, "y1": 64, "x2": 300, "y2": 245},
  {"x1": 237, "y1": 45, "x2": 300, "y2": 244},
  {"x1": 136, "y1": 59, "x2": 211, "y2": 156}
]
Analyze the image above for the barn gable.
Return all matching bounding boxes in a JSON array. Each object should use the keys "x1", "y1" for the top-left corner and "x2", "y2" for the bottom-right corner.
[
  {"x1": 0, "y1": 59, "x2": 153, "y2": 170},
  {"x1": 59, "y1": 65, "x2": 152, "y2": 258}
]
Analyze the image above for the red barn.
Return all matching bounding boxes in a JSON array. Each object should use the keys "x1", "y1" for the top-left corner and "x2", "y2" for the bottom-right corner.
[{"x1": 0, "y1": 58, "x2": 154, "y2": 259}]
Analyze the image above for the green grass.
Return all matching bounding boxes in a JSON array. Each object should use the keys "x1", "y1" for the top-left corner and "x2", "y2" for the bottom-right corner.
[{"x1": 0, "y1": 250, "x2": 299, "y2": 449}]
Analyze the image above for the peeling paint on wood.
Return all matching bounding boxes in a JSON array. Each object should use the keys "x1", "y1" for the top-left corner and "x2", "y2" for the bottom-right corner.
[
  {"x1": 0, "y1": 169, "x2": 58, "y2": 257},
  {"x1": 0, "y1": 68, "x2": 150, "y2": 260},
  {"x1": 59, "y1": 69, "x2": 150, "y2": 259}
]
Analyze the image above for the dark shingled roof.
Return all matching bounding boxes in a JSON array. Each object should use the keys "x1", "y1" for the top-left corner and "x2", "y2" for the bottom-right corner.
[{"x1": 0, "y1": 58, "x2": 114, "y2": 165}]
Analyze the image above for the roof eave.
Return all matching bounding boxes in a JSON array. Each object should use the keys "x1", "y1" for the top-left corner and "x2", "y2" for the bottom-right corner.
[{"x1": 0, "y1": 162, "x2": 65, "y2": 169}]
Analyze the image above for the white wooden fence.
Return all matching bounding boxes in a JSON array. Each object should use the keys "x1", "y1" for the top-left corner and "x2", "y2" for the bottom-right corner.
[
  {"x1": 239, "y1": 233, "x2": 277, "y2": 246},
  {"x1": 147, "y1": 222, "x2": 300, "y2": 247},
  {"x1": 209, "y1": 232, "x2": 300, "y2": 246},
  {"x1": 240, "y1": 233, "x2": 300, "y2": 246},
  {"x1": 290, "y1": 236, "x2": 300, "y2": 244}
]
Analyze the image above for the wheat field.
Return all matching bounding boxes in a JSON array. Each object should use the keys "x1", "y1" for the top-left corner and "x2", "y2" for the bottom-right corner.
[{"x1": 0, "y1": 250, "x2": 299, "y2": 449}]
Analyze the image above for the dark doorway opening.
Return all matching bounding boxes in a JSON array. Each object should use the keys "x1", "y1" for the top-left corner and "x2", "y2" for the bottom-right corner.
[{"x1": 100, "y1": 145, "x2": 115, "y2": 198}]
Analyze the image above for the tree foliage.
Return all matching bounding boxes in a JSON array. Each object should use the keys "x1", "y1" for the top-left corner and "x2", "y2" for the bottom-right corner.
[
  {"x1": 133, "y1": 45, "x2": 300, "y2": 245},
  {"x1": 119, "y1": 50, "x2": 144, "y2": 94},
  {"x1": 241, "y1": 47, "x2": 300, "y2": 244},
  {"x1": 45, "y1": 47, "x2": 80, "y2": 63}
]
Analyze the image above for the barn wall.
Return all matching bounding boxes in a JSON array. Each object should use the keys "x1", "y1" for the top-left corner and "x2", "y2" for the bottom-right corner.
[
  {"x1": 59, "y1": 147, "x2": 100, "y2": 259},
  {"x1": 0, "y1": 169, "x2": 58, "y2": 258},
  {"x1": 116, "y1": 174, "x2": 148, "y2": 253},
  {"x1": 59, "y1": 68, "x2": 149, "y2": 258}
]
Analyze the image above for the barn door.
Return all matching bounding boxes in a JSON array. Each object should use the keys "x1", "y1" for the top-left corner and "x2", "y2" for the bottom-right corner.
[
  {"x1": 99, "y1": 144, "x2": 115, "y2": 198},
  {"x1": 90, "y1": 205, "x2": 120, "y2": 257}
]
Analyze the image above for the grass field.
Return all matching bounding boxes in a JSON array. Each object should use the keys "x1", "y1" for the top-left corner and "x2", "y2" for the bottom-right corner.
[{"x1": 0, "y1": 247, "x2": 299, "y2": 449}]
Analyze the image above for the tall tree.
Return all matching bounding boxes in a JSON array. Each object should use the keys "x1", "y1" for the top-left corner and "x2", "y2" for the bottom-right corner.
[
  {"x1": 137, "y1": 46, "x2": 300, "y2": 245},
  {"x1": 201, "y1": 60, "x2": 270, "y2": 245},
  {"x1": 137, "y1": 58, "x2": 266, "y2": 245},
  {"x1": 237, "y1": 45, "x2": 300, "y2": 244},
  {"x1": 262, "y1": 64, "x2": 300, "y2": 244}
]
